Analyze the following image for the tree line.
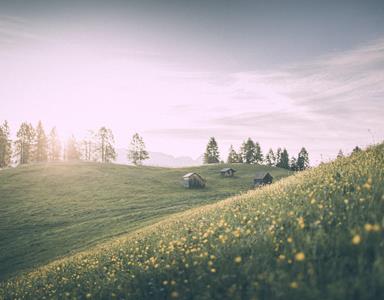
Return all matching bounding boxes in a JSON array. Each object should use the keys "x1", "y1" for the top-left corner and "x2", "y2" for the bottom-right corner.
[
  {"x1": 0, "y1": 120, "x2": 149, "y2": 168},
  {"x1": 204, "y1": 137, "x2": 310, "y2": 171}
]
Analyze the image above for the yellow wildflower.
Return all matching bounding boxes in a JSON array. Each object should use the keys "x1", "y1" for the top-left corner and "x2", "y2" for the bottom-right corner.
[
  {"x1": 352, "y1": 234, "x2": 361, "y2": 245},
  {"x1": 290, "y1": 281, "x2": 299, "y2": 289},
  {"x1": 295, "y1": 252, "x2": 305, "y2": 261},
  {"x1": 234, "y1": 256, "x2": 242, "y2": 264}
]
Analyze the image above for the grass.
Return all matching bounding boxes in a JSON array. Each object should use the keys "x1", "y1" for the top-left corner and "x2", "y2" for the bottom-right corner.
[
  {"x1": 0, "y1": 161, "x2": 289, "y2": 282},
  {"x1": 1, "y1": 144, "x2": 383, "y2": 300}
]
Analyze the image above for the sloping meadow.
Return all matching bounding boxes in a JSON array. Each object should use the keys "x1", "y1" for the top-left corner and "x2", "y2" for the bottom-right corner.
[{"x1": 1, "y1": 144, "x2": 384, "y2": 300}]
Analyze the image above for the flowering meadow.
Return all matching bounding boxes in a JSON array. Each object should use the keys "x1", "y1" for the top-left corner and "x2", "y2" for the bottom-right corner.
[{"x1": 1, "y1": 144, "x2": 383, "y2": 299}]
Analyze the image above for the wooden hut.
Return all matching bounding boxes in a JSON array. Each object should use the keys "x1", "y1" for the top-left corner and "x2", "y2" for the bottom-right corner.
[
  {"x1": 220, "y1": 168, "x2": 236, "y2": 177},
  {"x1": 183, "y1": 173, "x2": 206, "y2": 188},
  {"x1": 254, "y1": 172, "x2": 273, "y2": 187}
]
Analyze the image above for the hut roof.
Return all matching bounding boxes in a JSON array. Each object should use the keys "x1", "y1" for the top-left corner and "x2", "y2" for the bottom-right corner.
[
  {"x1": 254, "y1": 172, "x2": 272, "y2": 179},
  {"x1": 220, "y1": 168, "x2": 236, "y2": 173},
  {"x1": 183, "y1": 172, "x2": 196, "y2": 178},
  {"x1": 183, "y1": 172, "x2": 204, "y2": 179}
]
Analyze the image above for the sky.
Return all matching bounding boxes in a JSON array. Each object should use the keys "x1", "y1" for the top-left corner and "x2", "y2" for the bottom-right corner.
[{"x1": 0, "y1": 0, "x2": 383, "y2": 164}]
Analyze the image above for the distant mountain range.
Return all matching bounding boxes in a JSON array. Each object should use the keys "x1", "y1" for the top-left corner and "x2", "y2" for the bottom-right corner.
[{"x1": 115, "y1": 148, "x2": 203, "y2": 167}]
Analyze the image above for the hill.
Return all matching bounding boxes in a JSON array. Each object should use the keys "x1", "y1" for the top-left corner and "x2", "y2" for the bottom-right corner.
[
  {"x1": 0, "y1": 162, "x2": 289, "y2": 281},
  {"x1": 1, "y1": 144, "x2": 383, "y2": 300}
]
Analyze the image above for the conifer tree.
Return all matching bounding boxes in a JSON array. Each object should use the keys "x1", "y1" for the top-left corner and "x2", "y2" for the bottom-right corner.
[
  {"x1": 337, "y1": 149, "x2": 344, "y2": 158},
  {"x1": 15, "y1": 122, "x2": 34, "y2": 165},
  {"x1": 264, "y1": 148, "x2": 276, "y2": 166},
  {"x1": 240, "y1": 138, "x2": 256, "y2": 164},
  {"x1": 80, "y1": 130, "x2": 97, "y2": 161},
  {"x1": 0, "y1": 121, "x2": 12, "y2": 168},
  {"x1": 296, "y1": 147, "x2": 309, "y2": 170},
  {"x1": 254, "y1": 142, "x2": 263, "y2": 164},
  {"x1": 352, "y1": 146, "x2": 361, "y2": 154},
  {"x1": 290, "y1": 156, "x2": 298, "y2": 171},
  {"x1": 277, "y1": 148, "x2": 289, "y2": 169},
  {"x1": 65, "y1": 135, "x2": 80, "y2": 160},
  {"x1": 275, "y1": 147, "x2": 282, "y2": 167},
  {"x1": 127, "y1": 133, "x2": 149, "y2": 165},
  {"x1": 48, "y1": 127, "x2": 62, "y2": 161},
  {"x1": 34, "y1": 121, "x2": 48, "y2": 162},
  {"x1": 227, "y1": 145, "x2": 239, "y2": 163},
  {"x1": 203, "y1": 137, "x2": 220, "y2": 164},
  {"x1": 96, "y1": 127, "x2": 116, "y2": 163}
]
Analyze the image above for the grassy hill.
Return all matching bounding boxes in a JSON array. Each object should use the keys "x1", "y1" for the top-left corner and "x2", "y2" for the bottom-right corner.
[
  {"x1": 0, "y1": 162, "x2": 289, "y2": 281},
  {"x1": 1, "y1": 144, "x2": 383, "y2": 300}
]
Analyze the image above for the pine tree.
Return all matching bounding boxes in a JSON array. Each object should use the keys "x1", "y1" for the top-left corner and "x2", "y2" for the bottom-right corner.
[
  {"x1": 254, "y1": 142, "x2": 263, "y2": 164},
  {"x1": 96, "y1": 127, "x2": 116, "y2": 163},
  {"x1": 352, "y1": 146, "x2": 361, "y2": 154},
  {"x1": 275, "y1": 147, "x2": 282, "y2": 167},
  {"x1": 34, "y1": 121, "x2": 48, "y2": 162},
  {"x1": 203, "y1": 137, "x2": 220, "y2": 164},
  {"x1": 80, "y1": 130, "x2": 97, "y2": 161},
  {"x1": 0, "y1": 121, "x2": 12, "y2": 168},
  {"x1": 15, "y1": 122, "x2": 34, "y2": 165},
  {"x1": 296, "y1": 147, "x2": 309, "y2": 170},
  {"x1": 264, "y1": 148, "x2": 276, "y2": 166},
  {"x1": 48, "y1": 127, "x2": 62, "y2": 161},
  {"x1": 240, "y1": 138, "x2": 256, "y2": 164},
  {"x1": 227, "y1": 145, "x2": 239, "y2": 163},
  {"x1": 337, "y1": 149, "x2": 344, "y2": 158},
  {"x1": 277, "y1": 148, "x2": 290, "y2": 169},
  {"x1": 127, "y1": 133, "x2": 149, "y2": 165},
  {"x1": 290, "y1": 156, "x2": 298, "y2": 171},
  {"x1": 65, "y1": 135, "x2": 80, "y2": 160}
]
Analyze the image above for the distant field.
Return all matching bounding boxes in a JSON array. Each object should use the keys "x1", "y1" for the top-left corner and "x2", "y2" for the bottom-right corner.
[
  {"x1": 1, "y1": 144, "x2": 383, "y2": 300},
  {"x1": 0, "y1": 162, "x2": 289, "y2": 281}
]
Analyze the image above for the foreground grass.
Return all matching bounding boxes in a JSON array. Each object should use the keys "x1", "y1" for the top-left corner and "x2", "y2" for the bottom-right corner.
[
  {"x1": 1, "y1": 145, "x2": 384, "y2": 299},
  {"x1": 0, "y1": 162, "x2": 288, "y2": 281}
]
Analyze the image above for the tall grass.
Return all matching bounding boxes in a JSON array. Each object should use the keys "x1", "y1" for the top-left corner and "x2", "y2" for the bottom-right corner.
[{"x1": 1, "y1": 145, "x2": 383, "y2": 299}]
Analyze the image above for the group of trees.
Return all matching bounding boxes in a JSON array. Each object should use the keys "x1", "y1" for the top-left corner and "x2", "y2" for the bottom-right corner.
[
  {"x1": 0, "y1": 120, "x2": 149, "y2": 168},
  {"x1": 204, "y1": 137, "x2": 310, "y2": 171}
]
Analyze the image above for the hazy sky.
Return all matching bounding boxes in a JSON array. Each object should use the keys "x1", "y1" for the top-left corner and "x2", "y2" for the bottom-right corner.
[{"x1": 1, "y1": 0, "x2": 383, "y2": 164}]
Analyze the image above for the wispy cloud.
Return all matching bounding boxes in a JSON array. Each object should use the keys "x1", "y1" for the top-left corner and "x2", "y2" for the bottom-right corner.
[{"x1": 149, "y1": 39, "x2": 384, "y2": 162}]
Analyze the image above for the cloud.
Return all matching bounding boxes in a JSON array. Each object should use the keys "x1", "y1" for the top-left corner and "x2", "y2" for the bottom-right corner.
[{"x1": 147, "y1": 39, "x2": 384, "y2": 162}]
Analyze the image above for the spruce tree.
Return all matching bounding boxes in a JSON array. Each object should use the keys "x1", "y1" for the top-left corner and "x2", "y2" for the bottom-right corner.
[
  {"x1": 34, "y1": 121, "x2": 48, "y2": 162},
  {"x1": 264, "y1": 148, "x2": 276, "y2": 166},
  {"x1": 0, "y1": 121, "x2": 12, "y2": 168},
  {"x1": 337, "y1": 149, "x2": 344, "y2": 158},
  {"x1": 290, "y1": 156, "x2": 298, "y2": 171},
  {"x1": 203, "y1": 137, "x2": 220, "y2": 164},
  {"x1": 296, "y1": 147, "x2": 309, "y2": 170},
  {"x1": 81, "y1": 130, "x2": 97, "y2": 161},
  {"x1": 96, "y1": 127, "x2": 116, "y2": 163},
  {"x1": 127, "y1": 133, "x2": 149, "y2": 165},
  {"x1": 275, "y1": 147, "x2": 282, "y2": 167},
  {"x1": 65, "y1": 135, "x2": 80, "y2": 160},
  {"x1": 48, "y1": 127, "x2": 61, "y2": 161},
  {"x1": 15, "y1": 122, "x2": 34, "y2": 165},
  {"x1": 254, "y1": 142, "x2": 263, "y2": 164},
  {"x1": 240, "y1": 138, "x2": 256, "y2": 164},
  {"x1": 278, "y1": 148, "x2": 290, "y2": 169},
  {"x1": 352, "y1": 146, "x2": 361, "y2": 154},
  {"x1": 227, "y1": 145, "x2": 239, "y2": 163}
]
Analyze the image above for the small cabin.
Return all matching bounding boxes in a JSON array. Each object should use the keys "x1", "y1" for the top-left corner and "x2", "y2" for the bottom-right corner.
[
  {"x1": 220, "y1": 168, "x2": 236, "y2": 177},
  {"x1": 254, "y1": 172, "x2": 273, "y2": 187},
  {"x1": 183, "y1": 172, "x2": 206, "y2": 188}
]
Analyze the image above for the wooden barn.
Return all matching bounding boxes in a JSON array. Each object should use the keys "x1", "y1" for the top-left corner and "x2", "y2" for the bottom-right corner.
[
  {"x1": 254, "y1": 172, "x2": 273, "y2": 187},
  {"x1": 220, "y1": 168, "x2": 236, "y2": 177},
  {"x1": 183, "y1": 173, "x2": 206, "y2": 188}
]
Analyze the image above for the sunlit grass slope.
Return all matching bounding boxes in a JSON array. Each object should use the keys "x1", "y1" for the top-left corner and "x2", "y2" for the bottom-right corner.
[
  {"x1": 1, "y1": 145, "x2": 383, "y2": 299},
  {"x1": 0, "y1": 162, "x2": 289, "y2": 281}
]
